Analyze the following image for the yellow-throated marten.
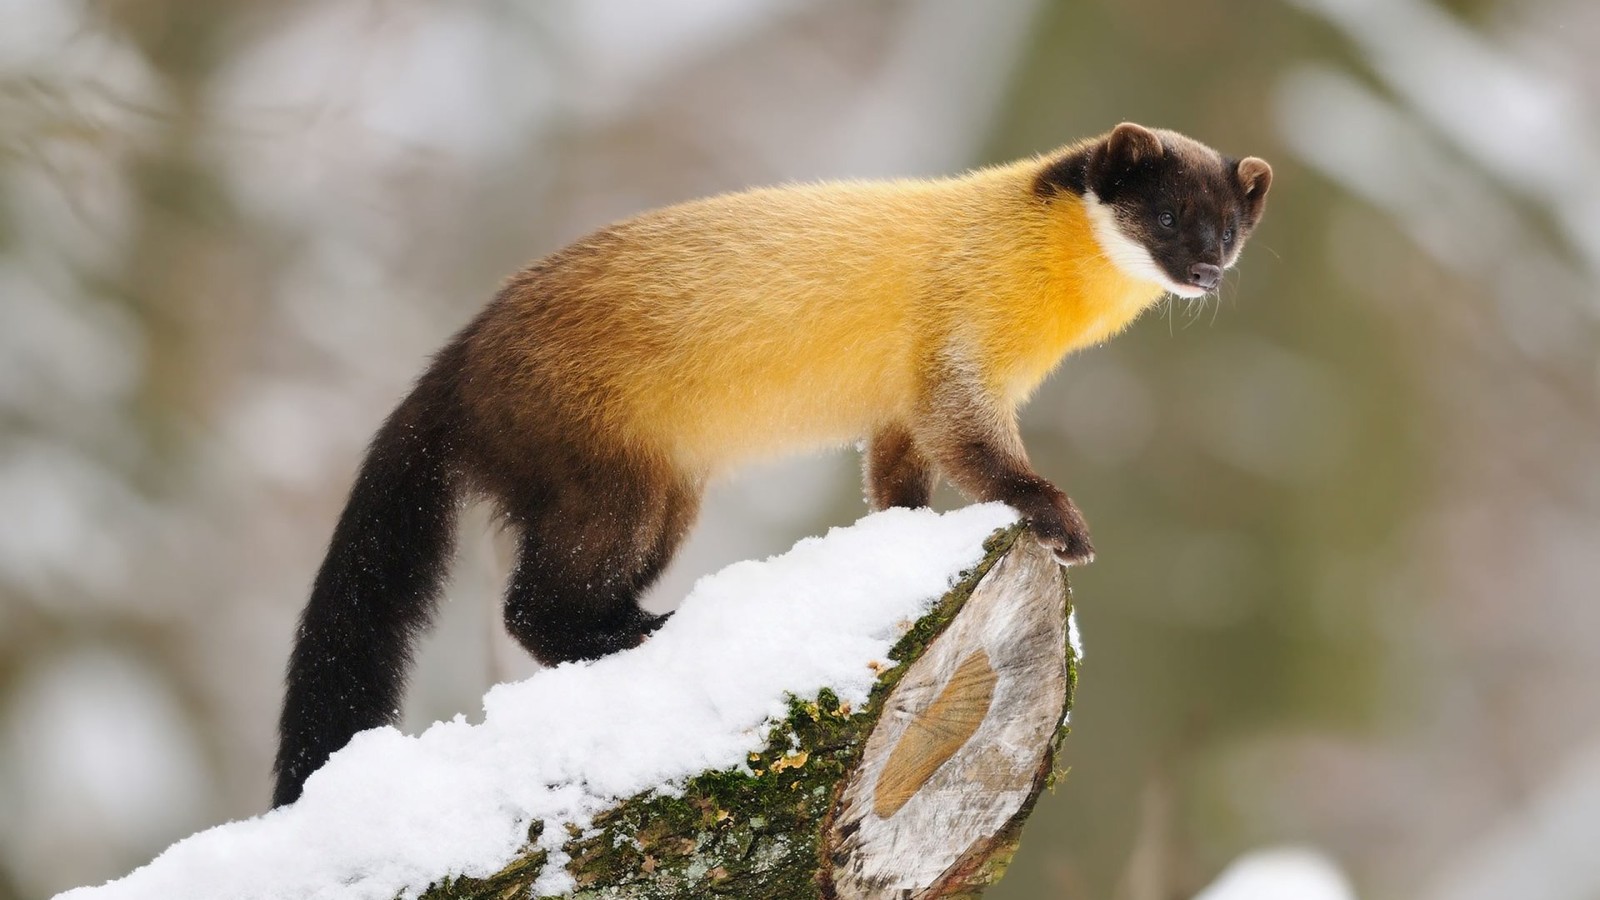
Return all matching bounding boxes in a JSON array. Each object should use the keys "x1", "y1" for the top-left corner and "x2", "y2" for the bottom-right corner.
[{"x1": 273, "y1": 123, "x2": 1272, "y2": 805}]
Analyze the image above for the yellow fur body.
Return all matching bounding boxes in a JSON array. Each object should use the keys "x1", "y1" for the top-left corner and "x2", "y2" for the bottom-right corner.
[{"x1": 486, "y1": 154, "x2": 1165, "y2": 474}]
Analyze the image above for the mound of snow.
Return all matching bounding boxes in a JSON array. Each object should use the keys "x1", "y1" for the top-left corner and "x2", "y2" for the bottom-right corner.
[
  {"x1": 60, "y1": 504, "x2": 1017, "y2": 900},
  {"x1": 1192, "y1": 846, "x2": 1356, "y2": 900}
]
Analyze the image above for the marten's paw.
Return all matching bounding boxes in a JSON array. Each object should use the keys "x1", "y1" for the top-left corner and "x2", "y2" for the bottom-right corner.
[
  {"x1": 1031, "y1": 520, "x2": 1095, "y2": 568},
  {"x1": 1012, "y1": 487, "x2": 1096, "y2": 568},
  {"x1": 614, "y1": 608, "x2": 672, "y2": 651},
  {"x1": 1045, "y1": 531, "x2": 1095, "y2": 568},
  {"x1": 527, "y1": 607, "x2": 673, "y2": 665}
]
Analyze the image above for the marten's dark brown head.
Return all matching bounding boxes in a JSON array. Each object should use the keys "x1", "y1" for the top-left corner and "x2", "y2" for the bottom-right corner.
[{"x1": 1037, "y1": 123, "x2": 1272, "y2": 298}]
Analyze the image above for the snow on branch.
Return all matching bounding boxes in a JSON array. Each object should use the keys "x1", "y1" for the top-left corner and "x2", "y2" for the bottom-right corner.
[{"x1": 60, "y1": 504, "x2": 1079, "y2": 899}]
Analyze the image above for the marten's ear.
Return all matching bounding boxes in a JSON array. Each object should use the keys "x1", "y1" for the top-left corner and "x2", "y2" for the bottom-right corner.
[
  {"x1": 1105, "y1": 123, "x2": 1164, "y2": 170},
  {"x1": 1236, "y1": 157, "x2": 1273, "y2": 221}
]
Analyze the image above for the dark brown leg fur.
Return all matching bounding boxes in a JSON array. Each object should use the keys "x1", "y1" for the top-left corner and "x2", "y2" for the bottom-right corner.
[
  {"x1": 454, "y1": 293, "x2": 706, "y2": 666},
  {"x1": 495, "y1": 457, "x2": 701, "y2": 666},
  {"x1": 865, "y1": 424, "x2": 937, "y2": 510},
  {"x1": 911, "y1": 360, "x2": 1093, "y2": 565}
]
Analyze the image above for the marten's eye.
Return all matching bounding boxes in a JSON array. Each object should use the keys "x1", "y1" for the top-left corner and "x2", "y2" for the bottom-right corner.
[
  {"x1": 1222, "y1": 226, "x2": 1235, "y2": 244},
  {"x1": 1158, "y1": 211, "x2": 1176, "y2": 228}
]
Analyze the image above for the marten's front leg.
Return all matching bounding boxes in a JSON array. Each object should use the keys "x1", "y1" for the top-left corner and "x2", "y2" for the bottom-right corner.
[{"x1": 912, "y1": 356, "x2": 1094, "y2": 566}]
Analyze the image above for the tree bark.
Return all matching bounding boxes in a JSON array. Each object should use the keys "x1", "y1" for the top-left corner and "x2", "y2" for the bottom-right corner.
[{"x1": 423, "y1": 524, "x2": 1077, "y2": 900}]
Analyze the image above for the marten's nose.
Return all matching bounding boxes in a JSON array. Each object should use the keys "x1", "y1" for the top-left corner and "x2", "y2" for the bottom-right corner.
[{"x1": 1188, "y1": 263, "x2": 1222, "y2": 291}]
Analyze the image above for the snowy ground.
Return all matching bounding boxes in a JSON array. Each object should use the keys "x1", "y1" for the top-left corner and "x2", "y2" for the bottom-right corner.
[
  {"x1": 1192, "y1": 847, "x2": 1356, "y2": 900},
  {"x1": 56, "y1": 504, "x2": 1017, "y2": 900}
]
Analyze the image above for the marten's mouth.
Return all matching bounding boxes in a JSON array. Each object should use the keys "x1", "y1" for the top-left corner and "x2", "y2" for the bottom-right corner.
[{"x1": 1161, "y1": 270, "x2": 1211, "y2": 298}]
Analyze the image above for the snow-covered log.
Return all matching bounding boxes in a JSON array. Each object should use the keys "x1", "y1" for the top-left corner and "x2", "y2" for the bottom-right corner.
[
  {"x1": 430, "y1": 519, "x2": 1076, "y2": 899},
  {"x1": 59, "y1": 505, "x2": 1078, "y2": 900}
]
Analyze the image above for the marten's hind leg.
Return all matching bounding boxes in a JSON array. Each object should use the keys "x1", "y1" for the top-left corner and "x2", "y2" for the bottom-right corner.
[
  {"x1": 500, "y1": 464, "x2": 701, "y2": 666},
  {"x1": 865, "y1": 423, "x2": 937, "y2": 510}
]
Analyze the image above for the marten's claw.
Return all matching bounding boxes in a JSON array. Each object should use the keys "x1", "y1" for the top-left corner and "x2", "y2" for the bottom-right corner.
[
  {"x1": 1034, "y1": 530, "x2": 1095, "y2": 568},
  {"x1": 639, "y1": 610, "x2": 673, "y2": 637},
  {"x1": 1049, "y1": 541, "x2": 1095, "y2": 568}
]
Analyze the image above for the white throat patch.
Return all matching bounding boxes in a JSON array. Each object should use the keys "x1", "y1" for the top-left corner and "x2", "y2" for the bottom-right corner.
[{"x1": 1082, "y1": 191, "x2": 1206, "y2": 299}]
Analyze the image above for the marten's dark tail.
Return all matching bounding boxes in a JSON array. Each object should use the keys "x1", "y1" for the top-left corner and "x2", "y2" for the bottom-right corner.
[{"x1": 272, "y1": 349, "x2": 464, "y2": 807}]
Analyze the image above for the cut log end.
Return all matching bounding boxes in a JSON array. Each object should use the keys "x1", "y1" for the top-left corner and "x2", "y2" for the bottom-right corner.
[{"x1": 825, "y1": 535, "x2": 1073, "y2": 899}]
